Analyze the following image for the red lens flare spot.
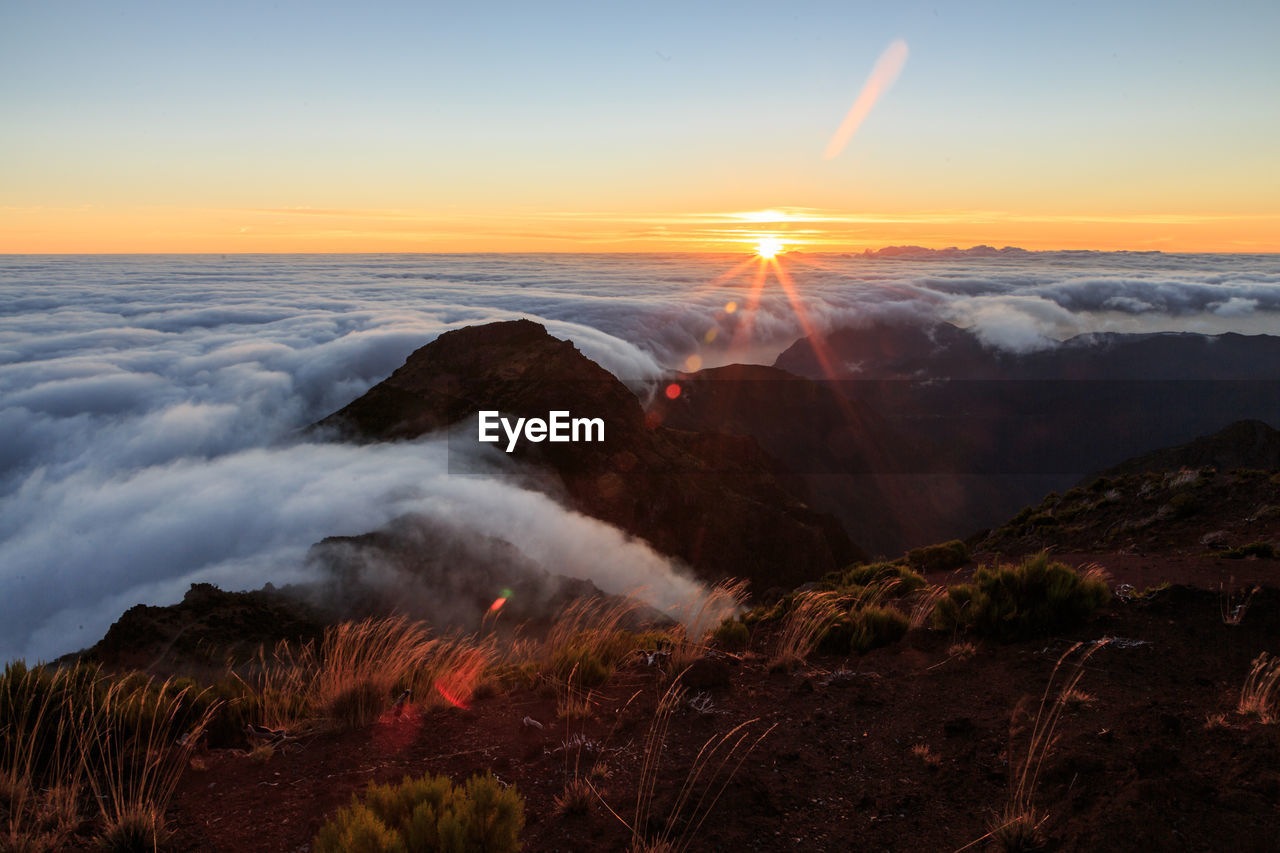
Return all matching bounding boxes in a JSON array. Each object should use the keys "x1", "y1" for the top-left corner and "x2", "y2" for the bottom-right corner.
[
  {"x1": 489, "y1": 597, "x2": 507, "y2": 612},
  {"x1": 434, "y1": 680, "x2": 470, "y2": 710},
  {"x1": 664, "y1": 383, "x2": 681, "y2": 399}
]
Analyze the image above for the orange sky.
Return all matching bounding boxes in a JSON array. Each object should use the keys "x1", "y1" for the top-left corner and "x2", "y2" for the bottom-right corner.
[{"x1": 5, "y1": 205, "x2": 1279, "y2": 254}]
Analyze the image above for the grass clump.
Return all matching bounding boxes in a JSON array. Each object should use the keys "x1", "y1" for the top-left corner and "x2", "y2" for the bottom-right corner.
[
  {"x1": 1238, "y1": 652, "x2": 1280, "y2": 724},
  {"x1": 820, "y1": 605, "x2": 909, "y2": 655},
  {"x1": 711, "y1": 619, "x2": 749, "y2": 651},
  {"x1": 981, "y1": 641, "x2": 1106, "y2": 853},
  {"x1": 598, "y1": 681, "x2": 773, "y2": 853},
  {"x1": 1222, "y1": 541, "x2": 1276, "y2": 560},
  {"x1": 314, "y1": 771, "x2": 524, "y2": 853},
  {"x1": 933, "y1": 553, "x2": 1110, "y2": 641},
  {"x1": 905, "y1": 540, "x2": 970, "y2": 573},
  {"x1": 827, "y1": 562, "x2": 925, "y2": 597},
  {"x1": 768, "y1": 591, "x2": 844, "y2": 671}
]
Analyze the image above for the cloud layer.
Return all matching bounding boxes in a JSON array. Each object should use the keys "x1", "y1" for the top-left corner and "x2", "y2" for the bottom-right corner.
[{"x1": 2, "y1": 251, "x2": 1279, "y2": 660}]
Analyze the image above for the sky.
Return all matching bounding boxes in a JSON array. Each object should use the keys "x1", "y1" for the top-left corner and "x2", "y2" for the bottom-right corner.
[{"x1": 2, "y1": 0, "x2": 1279, "y2": 252}]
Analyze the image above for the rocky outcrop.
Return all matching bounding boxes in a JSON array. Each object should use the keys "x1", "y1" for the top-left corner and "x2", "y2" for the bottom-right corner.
[{"x1": 316, "y1": 320, "x2": 859, "y2": 589}]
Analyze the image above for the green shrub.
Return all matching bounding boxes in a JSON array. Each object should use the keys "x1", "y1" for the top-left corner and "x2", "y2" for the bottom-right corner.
[
  {"x1": 1167, "y1": 491, "x2": 1198, "y2": 518},
  {"x1": 550, "y1": 644, "x2": 612, "y2": 688},
  {"x1": 831, "y1": 562, "x2": 926, "y2": 595},
  {"x1": 819, "y1": 605, "x2": 910, "y2": 655},
  {"x1": 712, "y1": 619, "x2": 750, "y2": 650},
  {"x1": 314, "y1": 803, "x2": 405, "y2": 853},
  {"x1": 315, "y1": 772, "x2": 524, "y2": 853},
  {"x1": 932, "y1": 553, "x2": 1110, "y2": 641},
  {"x1": 850, "y1": 606, "x2": 910, "y2": 653},
  {"x1": 1222, "y1": 542, "x2": 1276, "y2": 560},
  {"x1": 906, "y1": 540, "x2": 970, "y2": 573}
]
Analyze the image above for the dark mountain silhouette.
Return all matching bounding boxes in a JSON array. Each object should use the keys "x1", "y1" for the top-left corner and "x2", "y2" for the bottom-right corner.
[
  {"x1": 754, "y1": 321, "x2": 1280, "y2": 552},
  {"x1": 1095, "y1": 419, "x2": 1280, "y2": 478},
  {"x1": 647, "y1": 363, "x2": 963, "y2": 554},
  {"x1": 81, "y1": 582, "x2": 330, "y2": 673},
  {"x1": 315, "y1": 320, "x2": 859, "y2": 589},
  {"x1": 775, "y1": 321, "x2": 1280, "y2": 381}
]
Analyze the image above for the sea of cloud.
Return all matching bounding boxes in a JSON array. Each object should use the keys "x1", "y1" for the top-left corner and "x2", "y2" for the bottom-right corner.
[{"x1": 2, "y1": 250, "x2": 1278, "y2": 661}]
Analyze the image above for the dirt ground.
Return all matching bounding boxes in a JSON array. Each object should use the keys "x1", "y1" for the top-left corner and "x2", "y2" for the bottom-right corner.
[{"x1": 153, "y1": 554, "x2": 1280, "y2": 853}]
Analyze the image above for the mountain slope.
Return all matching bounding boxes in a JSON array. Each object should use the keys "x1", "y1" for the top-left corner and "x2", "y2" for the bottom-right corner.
[{"x1": 316, "y1": 320, "x2": 858, "y2": 588}]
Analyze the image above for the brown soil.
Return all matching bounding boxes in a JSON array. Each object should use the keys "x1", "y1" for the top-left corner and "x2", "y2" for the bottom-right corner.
[{"x1": 153, "y1": 555, "x2": 1280, "y2": 853}]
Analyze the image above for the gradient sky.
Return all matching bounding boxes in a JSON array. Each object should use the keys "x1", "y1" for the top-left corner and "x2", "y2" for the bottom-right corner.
[{"x1": 2, "y1": 0, "x2": 1278, "y2": 252}]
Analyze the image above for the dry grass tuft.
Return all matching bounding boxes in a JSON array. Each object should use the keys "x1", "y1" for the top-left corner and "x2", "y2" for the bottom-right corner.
[
  {"x1": 768, "y1": 591, "x2": 845, "y2": 671},
  {"x1": 591, "y1": 680, "x2": 774, "y2": 853},
  {"x1": 1219, "y1": 579, "x2": 1261, "y2": 626},
  {"x1": 554, "y1": 777, "x2": 595, "y2": 816},
  {"x1": 665, "y1": 581, "x2": 748, "y2": 672},
  {"x1": 237, "y1": 617, "x2": 497, "y2": 729},
  {"x1": 965, "y1": 640, "x2": 1107, "y2": 853},
  {"x1": 909, "y1": 584, "x2": 947, "y2": 630},
  {"x1": 76, "y1": 675, "x2": 221, "y2": 852},
  {"x1": 910, "y1": 743, "x2": 941, "y2": 767},
  {"x1": 0, "y1": 667, "x2": 86, "y2": 852},
  {"x1": 1238, "y1": 652, "x2": 1280, "y2": 723}
]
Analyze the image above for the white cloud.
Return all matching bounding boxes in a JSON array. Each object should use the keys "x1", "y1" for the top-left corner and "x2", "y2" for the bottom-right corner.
[{"x1": 2, "y1": 251, "x2": 1278, "y2": 660}]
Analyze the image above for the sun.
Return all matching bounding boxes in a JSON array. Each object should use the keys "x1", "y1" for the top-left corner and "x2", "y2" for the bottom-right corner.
[{"x1": 754, "y1": 237, "x2": 784, "y2": 259}]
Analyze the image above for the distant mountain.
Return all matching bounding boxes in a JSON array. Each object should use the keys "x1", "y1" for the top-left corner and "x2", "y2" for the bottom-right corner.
[
  {"x1": 624, "y1": 322, "x2": 1280, "y2": 556},
  {"x1": 648, "y1": 363, "x2": 951, "y2": 554},
  {"x1": 775, "y1": 320, "x2": 1280, "y2": 381},
  {"x1": 979, "y1": 435, "x2": 1280, "y2": 558},
  {"x1": 316, "y1": 320, "x2": 859, "y2": 589},
  {"x1": 858, "y1": 245, "x2": 1032, "y2": 260},
  {"x1": 1094, "y1": 420, "x2": 1280, "y2": 479}
]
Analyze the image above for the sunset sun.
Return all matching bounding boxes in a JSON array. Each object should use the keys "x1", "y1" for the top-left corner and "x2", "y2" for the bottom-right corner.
[{"x1": 755, "y1": 237, "x2": 784, "y2": 259}]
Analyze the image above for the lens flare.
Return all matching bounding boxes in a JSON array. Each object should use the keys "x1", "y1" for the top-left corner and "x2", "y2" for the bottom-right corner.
[{"x1": 823, "y1": 38, "x2": 909, "y2": 160}]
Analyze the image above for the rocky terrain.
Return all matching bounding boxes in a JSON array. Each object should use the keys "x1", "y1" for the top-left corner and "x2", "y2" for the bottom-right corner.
[
  {"x1": 17, "y1": 320, "x2": 1280, "y2": 853},
  {"x1": 315, "y1": 319, "x2": 858, "y2": 589}
]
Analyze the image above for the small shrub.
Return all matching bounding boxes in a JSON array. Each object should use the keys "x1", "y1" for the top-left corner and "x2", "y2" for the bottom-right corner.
[
  {"x1": 819, "y1": 605, "x2": 909, "y2": 655},
  {"x1": 933, "y1": 553, "x2": 1110, "y2": 641},
  {"x1": 831, "y1": 562, "x2": 925, "y2": 596},
  {"x1": 906, "y1": 540, "x2": 970, "y2": 573},
  {"x1": 1167, "y1": 491, "x2": 1198, "y2": 518},
  {"x1": 852, "y1": 606, "x2": 910, "y2": 653},
  {"x1": 711, "y1": 619, "x2": 750, "y2": 651},
  {"x1": 1222, "y1": 542, "x2": 1276, "y2": 560},
  {"x1": 550, "y1": 645, "x2": 613, "y2": 688},
  {"x1": 315, "y1": 772, "x2": 524, "y2": 853},
  {"x1": 314, "y1": 803, "x2": 404, "y2": 853}
]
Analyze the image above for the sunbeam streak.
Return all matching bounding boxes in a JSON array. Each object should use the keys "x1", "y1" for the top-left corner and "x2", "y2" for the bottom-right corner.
[{"x1": 823, "y1": 38, "x2": 909, "y2": 160}]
